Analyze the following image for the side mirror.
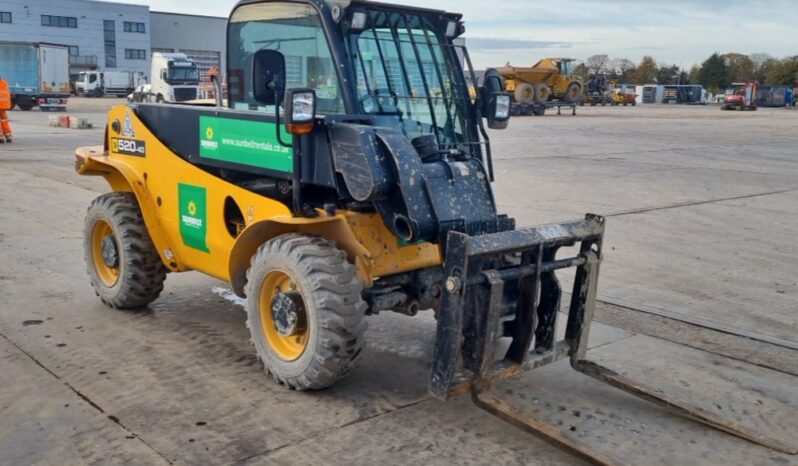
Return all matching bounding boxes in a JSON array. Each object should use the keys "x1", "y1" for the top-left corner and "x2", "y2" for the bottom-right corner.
[
  {"x1": 283, "y1": 88, "x2": 317, "y2": 135},
  {"x1": 480, "y1": 68, "x2": 510, "y2": 130},
  {"x1": 252, "y1": 49, "x2": 286, "y2": 106}
]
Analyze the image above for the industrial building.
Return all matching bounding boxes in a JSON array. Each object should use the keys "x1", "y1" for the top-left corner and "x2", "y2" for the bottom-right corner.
[
  {"x1": 0, "y1": 0, "x2": 226, "y2": 84},
  {"x1": 0, "y1": 0, "x2": 151, "y2": 79}
]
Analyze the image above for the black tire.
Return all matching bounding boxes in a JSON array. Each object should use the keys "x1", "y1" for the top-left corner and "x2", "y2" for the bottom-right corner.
[
  {"x1": 17, "y1": 102, "x2": 34, "y2": 111},
  {"x1": 533, "y1": 83, "x2": 551, "y2": 103},
  {"x1": 245, "y1": 234, "x2": 367, "y2": 390},
  {"x1": 156, "y1": 94, "x2": 165, "y2": 103},
  {"x1": 83, "y1": 192, "x2": 168, "y2": 309},
  {"x1": 563, "y1": 82, "x2": 581, "y2": 103},
  {"x1": 514, "y1": 83, "x2": 535, "y2": 104}
]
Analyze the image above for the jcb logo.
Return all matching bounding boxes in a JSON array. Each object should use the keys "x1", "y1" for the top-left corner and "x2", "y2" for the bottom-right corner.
[{"x1": 112, "y1": 138, "x2": 146, "y2": 157}]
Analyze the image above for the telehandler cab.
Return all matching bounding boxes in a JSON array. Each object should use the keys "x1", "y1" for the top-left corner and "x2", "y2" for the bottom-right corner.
[{"x1": 75, "y1": 1, "x2": 791, "y2": 463}]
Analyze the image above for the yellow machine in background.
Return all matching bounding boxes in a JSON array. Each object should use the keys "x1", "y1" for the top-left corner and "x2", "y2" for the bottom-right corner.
[{"x1": 496, "y1": 58, "x2": 583, "y2": 104}]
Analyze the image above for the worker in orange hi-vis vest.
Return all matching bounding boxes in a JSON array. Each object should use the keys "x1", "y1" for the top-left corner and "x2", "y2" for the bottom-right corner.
[{"x1": 0, "y1": 76, "x2": 12, "y2": 143}]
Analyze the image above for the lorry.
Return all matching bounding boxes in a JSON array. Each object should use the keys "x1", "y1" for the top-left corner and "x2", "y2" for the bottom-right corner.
[
  {"x1": 150, "y1": 52, "x2": 200, "y2": 103},
  {"x1": 75, "y1": 71, "x2": 147, "y2": 97},
  {"x1": 0, "y1": 42, "x2": 70, "y2": 111}
]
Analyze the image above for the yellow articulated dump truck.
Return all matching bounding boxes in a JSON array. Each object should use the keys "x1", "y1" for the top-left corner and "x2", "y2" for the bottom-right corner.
[{"x1": 497, "y1": 58, "x2": 583, "y2": 110}]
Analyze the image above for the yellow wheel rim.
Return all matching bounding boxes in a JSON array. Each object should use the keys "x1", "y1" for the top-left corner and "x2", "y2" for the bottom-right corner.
[
  {"x1": 259, "y1": 271, "x2": 309, "y2": 361},
  {"x1": 91, "y1": 219, "x2": 120, "y2": 287}
]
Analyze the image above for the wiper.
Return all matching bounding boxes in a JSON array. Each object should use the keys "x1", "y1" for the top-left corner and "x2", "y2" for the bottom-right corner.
[
  {"x1": 419, "y1": 27, "x2": 458, "y2": 150},
  {"x1": 369, "y1": 12, "x2": 406, "y2": 117},
  {"x1": 399, "y1": 14, "x2": 441, "y2": 148}
]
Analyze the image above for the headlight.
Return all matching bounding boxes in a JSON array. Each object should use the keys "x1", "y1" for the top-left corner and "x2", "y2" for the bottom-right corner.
[
  {"x1": 291, "y1": 91, "x2": 316, "y2": 123},
  {"x1": 284, "y1": 88, "x2": 318, "y2": 135},
  {"x1": 445, "y1": 20, "x2": 457, "y2": 38},
  {"x1": 495, "y1": 94, "x2": 511, "y2": 120},
  {"x1": 351, "y1": 11, "x2": 367, "y2": 30}
]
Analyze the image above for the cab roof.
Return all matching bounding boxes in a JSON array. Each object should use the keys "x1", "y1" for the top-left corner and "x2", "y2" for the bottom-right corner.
[{"x1": 232, "y1": 0, "x2": 462, "y2": 20}]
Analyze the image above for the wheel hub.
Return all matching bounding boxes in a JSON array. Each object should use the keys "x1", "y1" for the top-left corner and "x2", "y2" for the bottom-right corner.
[
  {"x1": 101, "y1": 235, "x2": 119, "y2": 268},
  {"x1": 270, "y1": 292, "x2": 305, "y2": 337}
]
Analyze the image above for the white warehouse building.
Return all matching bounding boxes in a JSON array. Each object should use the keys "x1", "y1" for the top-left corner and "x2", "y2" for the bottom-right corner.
[
  {"x1": 0, "y1": 0, "x2": 152, "y2": 79},
  {"x1": 0, "y1": 0, "x2": 228, "y2": 87}
]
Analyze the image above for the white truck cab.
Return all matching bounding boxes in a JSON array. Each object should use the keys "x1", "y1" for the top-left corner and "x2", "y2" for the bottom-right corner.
[
  {"x1": 76, "y1": 71, "x2": 146, "y2": 97},
  {"x1": 150, "y1": 52, "x2": 200, "y2": 103}
]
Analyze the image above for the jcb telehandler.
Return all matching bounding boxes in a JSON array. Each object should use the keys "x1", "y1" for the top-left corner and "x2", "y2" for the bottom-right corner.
[{"x1": 75, "y1": 1, "x2": 790, "y2": 463}]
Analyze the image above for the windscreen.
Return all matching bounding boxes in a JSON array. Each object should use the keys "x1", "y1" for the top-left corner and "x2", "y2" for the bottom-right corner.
[
  {"x1": 348, "y1": 10, "x2": 474, "y2": 152},
  {"x1": 168, "y1": 66, "x2": 200, "y2": 83},
  {"x1": 228, "y1": 2, "x2": 344, "y2": 114}
]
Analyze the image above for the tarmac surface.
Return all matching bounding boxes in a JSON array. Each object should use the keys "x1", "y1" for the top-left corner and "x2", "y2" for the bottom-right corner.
[{"x1": 1, "y1": 98, "x2": 797, "y2": 465}]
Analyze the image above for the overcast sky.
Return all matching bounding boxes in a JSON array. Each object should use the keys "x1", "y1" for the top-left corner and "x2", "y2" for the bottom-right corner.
[{"x1": 128, "y1": 0, "x2": 795, "y2": 69}]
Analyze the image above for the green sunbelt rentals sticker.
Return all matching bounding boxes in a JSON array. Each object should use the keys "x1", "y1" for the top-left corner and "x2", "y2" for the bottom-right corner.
[
  {"x1": 178, "y1": 183, "x2": 210, "y2": 252},
  {"x1": 199, "y1": 116, "x2": 293, "y2": 172}
]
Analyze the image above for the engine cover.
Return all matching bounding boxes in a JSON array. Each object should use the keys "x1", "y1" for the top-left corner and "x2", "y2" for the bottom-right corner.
[{"x1": 328, "y1": 123, "x2": 510, "y2": 244}]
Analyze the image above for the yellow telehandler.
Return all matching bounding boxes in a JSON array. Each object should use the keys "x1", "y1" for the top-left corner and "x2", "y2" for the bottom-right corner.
[{"x1": 75, "y1": 1, "x2": 790, "y2": 463}]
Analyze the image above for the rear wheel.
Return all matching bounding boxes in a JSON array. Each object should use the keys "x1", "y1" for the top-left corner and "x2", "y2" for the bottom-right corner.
[
  {"x1": 245, "y1": 234, "x2": 367, "y2": 390},
  {"x1": 83, "y1": 192, "x2": 168, "y2": 309},
  {"x1": 17, "y1": 102, "x2": 34, "y2": 111},
  {"x1": 533, "y1": 83, "x2": 551, "y2": 103}
]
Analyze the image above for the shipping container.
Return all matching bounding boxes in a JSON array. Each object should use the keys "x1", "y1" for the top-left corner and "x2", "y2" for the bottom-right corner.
[
  {"x1": 756, "y1": 85, "x2": 790, "y2": 108},
  {"x1": 641, "y1": 85, "x2": 664, "y2": 104},
  {"x1": 662, "y1": 85, "x2": 708, "y2": 105}
]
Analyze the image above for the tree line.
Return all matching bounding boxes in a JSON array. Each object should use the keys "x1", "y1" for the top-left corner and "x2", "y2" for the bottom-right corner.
[{"x1": 574, "y1": 53, "x2": 798, "y2": 92}]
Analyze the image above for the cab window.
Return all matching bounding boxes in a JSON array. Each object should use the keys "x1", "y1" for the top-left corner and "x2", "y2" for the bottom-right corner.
[{"x1": 228, "y1": 3, "x2": 344, "y2": 114}]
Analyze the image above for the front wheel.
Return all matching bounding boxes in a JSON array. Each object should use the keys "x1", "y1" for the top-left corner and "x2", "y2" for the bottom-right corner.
[
  {"x1": 83, "y1": 192, "x2": 168, "y2": 309},
  {"x1": 563, "y1": 82, "x2": 581, "y2": 103},
  {"x1": 245, "y1": 234, "x2": 368, "y2": 390}
]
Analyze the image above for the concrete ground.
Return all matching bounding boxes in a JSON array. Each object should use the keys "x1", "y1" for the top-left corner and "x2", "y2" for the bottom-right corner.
[{"x1": 1, "y1": 98, "x2": 797, "y2": 465}]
